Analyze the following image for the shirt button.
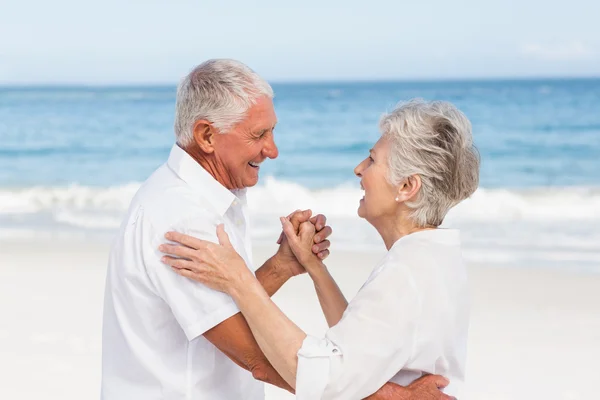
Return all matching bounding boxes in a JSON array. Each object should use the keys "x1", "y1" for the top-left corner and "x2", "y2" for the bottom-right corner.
[
  {"x1": 235, "y1": 219, "x2": 243, "y2": 226},
  {"x1": 232, "y1": 200, "x2": 238, "y2": 206}
]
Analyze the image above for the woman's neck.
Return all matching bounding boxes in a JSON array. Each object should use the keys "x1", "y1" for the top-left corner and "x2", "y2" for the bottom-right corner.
[{"x1": 373, "y1": 214, "x2": 436, "y2": 251}]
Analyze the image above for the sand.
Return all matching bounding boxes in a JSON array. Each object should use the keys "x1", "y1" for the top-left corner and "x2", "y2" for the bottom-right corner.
[{"x1": 0, "y1": 237, "x2": 598, "y2": 400}]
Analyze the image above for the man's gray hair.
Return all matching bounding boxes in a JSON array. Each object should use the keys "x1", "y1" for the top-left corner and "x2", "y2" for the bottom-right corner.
[
  {"x1": 381, "y1": 99, "x2": 480, "y2": 227},
  {"x1": 174, "y1": 59, "x2": 274, "y2": 146}
]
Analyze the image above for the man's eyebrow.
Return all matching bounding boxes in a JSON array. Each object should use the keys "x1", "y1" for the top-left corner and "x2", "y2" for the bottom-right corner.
[
  {"x1": 369, "y1": 148, "x2": 375, "y2": 155},
  {"x1": 255, "y1": 125, "x2": 276, "y2": 136}
]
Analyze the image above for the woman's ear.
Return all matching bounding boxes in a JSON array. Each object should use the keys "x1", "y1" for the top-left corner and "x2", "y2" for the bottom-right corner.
[
  {"x1": 192, "y1": 120, "x2": 217, "y2": 154},
  {"x1": 395, "y1": 175, "x2": 422, "y2": 203}
]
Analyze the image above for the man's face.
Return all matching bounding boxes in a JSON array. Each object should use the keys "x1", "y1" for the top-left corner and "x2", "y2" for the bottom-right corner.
[{"x1": 211, "y1": 96, "x2": 279, "y2": 189}]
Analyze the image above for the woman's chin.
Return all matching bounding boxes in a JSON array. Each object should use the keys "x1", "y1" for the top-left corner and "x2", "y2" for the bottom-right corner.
[{"x1": 357, "y1": 201, "x2": 366, "y2": 219}]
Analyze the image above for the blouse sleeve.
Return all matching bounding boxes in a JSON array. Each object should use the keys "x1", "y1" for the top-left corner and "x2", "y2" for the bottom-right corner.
[{"x1": 295, "y1": 262, "x2": 421, "y2": 399}]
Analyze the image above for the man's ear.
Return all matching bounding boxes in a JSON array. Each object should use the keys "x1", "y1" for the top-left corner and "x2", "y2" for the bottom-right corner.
[
  {"x1": 396, "y1": 175, "x2": 422, "y2": 203},
  {"x1": 192, "y1": 120, "x2": 217, "y2": 153}
]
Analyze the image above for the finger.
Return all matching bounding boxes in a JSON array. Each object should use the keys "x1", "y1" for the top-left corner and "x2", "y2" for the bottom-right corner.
[
  {"x1": 313, "y1": 226, "x2": 332, "y2": 243},
  {"x1": 280, "y1": 217, "x2": 299, "y2": 242},
  {"x1": 310, "y1": 214, "x2": 327, "y2": 231},
  {"x1": 422, "y1": 374, "x2": 449, "y2": 389},
  {"x1": 161, "y1": 255, "x2": 198, "y2": 271},
  {"x1": 317, "y1": 249, "x2": 330, "y2": 260},
  {"x1": 172, "y1": 267, "x2": 203, "y2": 282},
  {"x1": 299, "y1": 220, "x2": 316, "y2": 236},
  {"x1": 216, "y1": 224, "x2": 232, "y2": 248},
  {"x1": 289, "y1": 209, "x2": 312, "y2": 230},
  {"x1": 158, "y1": 243, "x2": 199, "y2": 261},
  {"x1": 312, "y1": 240, "x2": 330, "y2": 254},
  {"x1": 287, "y1": 209, "x2": 301, "y2": 219},
  {"x1": 435, "y1": 376, "x2": 450, "y2": 389},
  {"x1": 278, "y1": 209, "x2": 303, "y2": 243},
  {"x1": 289, "y1": 209, "x2": 312, "y2": 225},
  {"x1": 164, "y1": 231, "x2": 208, "y2": 250}
]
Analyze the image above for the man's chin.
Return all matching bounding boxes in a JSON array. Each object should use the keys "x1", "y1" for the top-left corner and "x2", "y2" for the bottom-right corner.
[{"x1": 244, "y1": 176, "x2": 260, "y2": 188}]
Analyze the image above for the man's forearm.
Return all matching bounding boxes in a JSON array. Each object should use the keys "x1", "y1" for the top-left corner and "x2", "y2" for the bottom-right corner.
[
  {"x1": 204, "y1": 255, "x2": 296, "y2": 393},
  {"x1": 231, "y1": 278, "x2": 307, "y2": 389},
  {"x1": 204, "y1": 311, "x2": 295, "y2": 393},
  {"x1": 247, "y1": 355, "x2": 295, "y2": 393},
  {"x1": 255, "y1": 255, "x2": 291, "y2": 297}
]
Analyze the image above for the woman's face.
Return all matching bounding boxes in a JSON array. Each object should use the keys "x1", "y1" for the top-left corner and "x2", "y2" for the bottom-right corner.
[{"x1": 354, "y1": 137, "x2": 399, "y2": 223}]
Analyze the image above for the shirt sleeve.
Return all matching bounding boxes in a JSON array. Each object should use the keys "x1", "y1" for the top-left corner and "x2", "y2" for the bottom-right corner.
[
  {"x1": 144, "y1": 212, "x2": 241, "y2": 341},
  {"x1": 295, "y1": 262, "x2": 421, "y2": 400}
]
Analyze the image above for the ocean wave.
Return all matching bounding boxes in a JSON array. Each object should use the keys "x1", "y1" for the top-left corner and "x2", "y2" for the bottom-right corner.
[
  {"x1": 1, "y1": 178, "x2": 600, "y2": 228},
  {"x1": 2, "y1": 178, "x2": 599, "y2": 270},
  {"x1": 0, "y1": 183, "x2": 140, "y2": 216}
]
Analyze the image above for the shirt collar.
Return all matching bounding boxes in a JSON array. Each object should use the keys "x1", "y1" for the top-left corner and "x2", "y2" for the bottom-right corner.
[{"x1": 166, "y1": 144, "x2": 240, "y2": 216}]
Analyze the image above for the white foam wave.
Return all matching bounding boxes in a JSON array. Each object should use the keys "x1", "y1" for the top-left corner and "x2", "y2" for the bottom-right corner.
[
  {"x1": 1, "y1": 178, "x2": 599, "y2": 270},
  {"x1": 1, "y1": 179, "x2": 600, "y2": 227},
  {"x1": 0, "y1": 183, "x2": 140, "y2": 216}
]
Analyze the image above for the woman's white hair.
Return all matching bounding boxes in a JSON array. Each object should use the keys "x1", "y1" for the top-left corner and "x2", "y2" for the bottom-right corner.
[
  {"x1": 174, "y1": 59, "x2": 274, "y2": 146},
  {"x1": 381, "y1": 99, "x2": 480, "y2": 227}
]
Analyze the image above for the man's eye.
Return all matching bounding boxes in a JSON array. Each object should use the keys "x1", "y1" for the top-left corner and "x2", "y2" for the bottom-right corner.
[{"x1": 369, "y1": 156, "x2": 374, "y2": 162}]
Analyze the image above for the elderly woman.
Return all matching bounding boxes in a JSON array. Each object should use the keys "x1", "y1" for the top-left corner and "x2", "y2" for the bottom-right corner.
[{"x1": 160, "y1": 99, "x2": 480, "y2": 399}]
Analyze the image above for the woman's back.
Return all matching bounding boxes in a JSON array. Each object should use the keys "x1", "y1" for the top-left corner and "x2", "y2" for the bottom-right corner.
[{"x1": 380, "y1": 229, "x2": 469, "y2": 397}]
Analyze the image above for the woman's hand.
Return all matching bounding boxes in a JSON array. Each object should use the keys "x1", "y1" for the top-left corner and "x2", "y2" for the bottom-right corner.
[
  {"x1": 280, "y1": 217, "x2": 324, "y2": 272},
  {"x1": 159, "y1": 224, "x2": 255, "y2": 295}
]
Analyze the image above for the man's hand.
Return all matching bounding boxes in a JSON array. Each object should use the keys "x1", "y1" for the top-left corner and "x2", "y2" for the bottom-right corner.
[
  {"x1": 364, "y1": 375, "x2": 454, "y2": 400},
  {"x1": 273, "y1": 209, "x2": 332, "y2": 277}
]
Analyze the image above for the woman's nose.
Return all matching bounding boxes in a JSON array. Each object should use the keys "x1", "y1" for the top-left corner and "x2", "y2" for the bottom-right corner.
[{"x1": 354, "y1": 160, "x2": 364, "y2": 177}]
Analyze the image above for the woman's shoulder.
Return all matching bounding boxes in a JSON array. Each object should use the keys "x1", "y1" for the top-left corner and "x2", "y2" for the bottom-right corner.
[
  {"x1": 388, "y1": 229, "x2": 463, "y2": 268},
  {"x1": 372, "y1": 230, "x2": 467, "y2": 293}
]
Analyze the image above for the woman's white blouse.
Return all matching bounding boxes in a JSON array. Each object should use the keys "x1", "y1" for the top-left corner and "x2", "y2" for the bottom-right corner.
[{"x1": 296, "y1": 229, "x2": 469, "y2": 399}]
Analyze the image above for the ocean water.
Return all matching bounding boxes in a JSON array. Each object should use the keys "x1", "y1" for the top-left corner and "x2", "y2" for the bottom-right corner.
[{"x1": 1, "y1": 79, "x2": 599, "y2": 271}]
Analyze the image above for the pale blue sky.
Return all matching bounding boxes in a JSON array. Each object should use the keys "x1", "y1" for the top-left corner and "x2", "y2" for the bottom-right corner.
[{"x1": 0, "y1": 0, "x2": 598, "y2": 84}]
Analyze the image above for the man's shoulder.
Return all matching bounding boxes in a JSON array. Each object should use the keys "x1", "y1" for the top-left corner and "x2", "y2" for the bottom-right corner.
[{"x1": 130, "y1": 164, "x2": 221, "y2": 234}]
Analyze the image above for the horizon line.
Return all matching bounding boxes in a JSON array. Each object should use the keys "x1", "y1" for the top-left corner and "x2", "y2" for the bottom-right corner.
[{"x1": 1, "y1": 74, "x2": 600, "y2": 88}]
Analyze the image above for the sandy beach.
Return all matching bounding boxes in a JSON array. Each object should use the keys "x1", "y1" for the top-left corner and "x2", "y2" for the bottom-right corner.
[{"x1": 0, "y1": 236, "x2": 598, "y2": 400}]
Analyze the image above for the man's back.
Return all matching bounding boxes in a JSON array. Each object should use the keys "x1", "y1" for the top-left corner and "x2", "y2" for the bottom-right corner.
[{"x1": 101, "y1": 145, "x2": 264, "y2": 399}]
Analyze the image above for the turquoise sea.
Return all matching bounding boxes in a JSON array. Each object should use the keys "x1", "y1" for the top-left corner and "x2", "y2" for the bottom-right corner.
[{"x1": 1, "y1": 79, "x2": 599, "y2": 271}]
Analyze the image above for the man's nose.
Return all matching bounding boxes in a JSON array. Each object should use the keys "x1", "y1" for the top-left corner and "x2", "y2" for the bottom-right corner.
[{"x1": 263, "y1": 135, "x2": 279, "y2": 159}]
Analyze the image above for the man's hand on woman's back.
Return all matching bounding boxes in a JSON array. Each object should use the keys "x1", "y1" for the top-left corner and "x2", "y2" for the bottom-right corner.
[{"x1": 364, "y1": 375, "x2": 455, "y2": 400}]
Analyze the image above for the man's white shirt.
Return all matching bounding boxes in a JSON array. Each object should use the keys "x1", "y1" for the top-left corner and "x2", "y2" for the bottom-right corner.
[{"x1": 101, "y1": 144, "x2": 264, "y2": 399}]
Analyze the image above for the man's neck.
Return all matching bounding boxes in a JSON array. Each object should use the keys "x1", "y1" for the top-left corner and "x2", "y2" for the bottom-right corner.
[{"x1": 178, "y1": 143, "x2": 235, "y2": 190}]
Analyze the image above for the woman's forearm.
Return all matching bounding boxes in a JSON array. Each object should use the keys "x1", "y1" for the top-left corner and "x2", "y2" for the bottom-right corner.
[
  {"x1": 230, "y1": 276, "x2": 306, "y2": 389},
  {"x1": 307, "y1": 262, "x2": 349, "y2": 327}
]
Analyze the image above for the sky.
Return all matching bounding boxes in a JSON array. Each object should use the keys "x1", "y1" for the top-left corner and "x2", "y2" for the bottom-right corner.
[{"x1": 0, "y1": 0, "x2": 599, "y2": 84}]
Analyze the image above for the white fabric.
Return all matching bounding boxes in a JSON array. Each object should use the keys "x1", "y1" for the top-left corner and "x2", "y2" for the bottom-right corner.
[
  {"x1": 296, "y1": 229, "x2": 469, "y2": 399},
  {"x1": 101, "y1": 144, "x2": 264, "y2": 400}
]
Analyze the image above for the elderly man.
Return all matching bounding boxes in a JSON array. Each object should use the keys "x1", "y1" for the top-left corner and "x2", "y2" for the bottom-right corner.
[{"x1": 101, "y1": 59, "x2": 451, "y2": 399}]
